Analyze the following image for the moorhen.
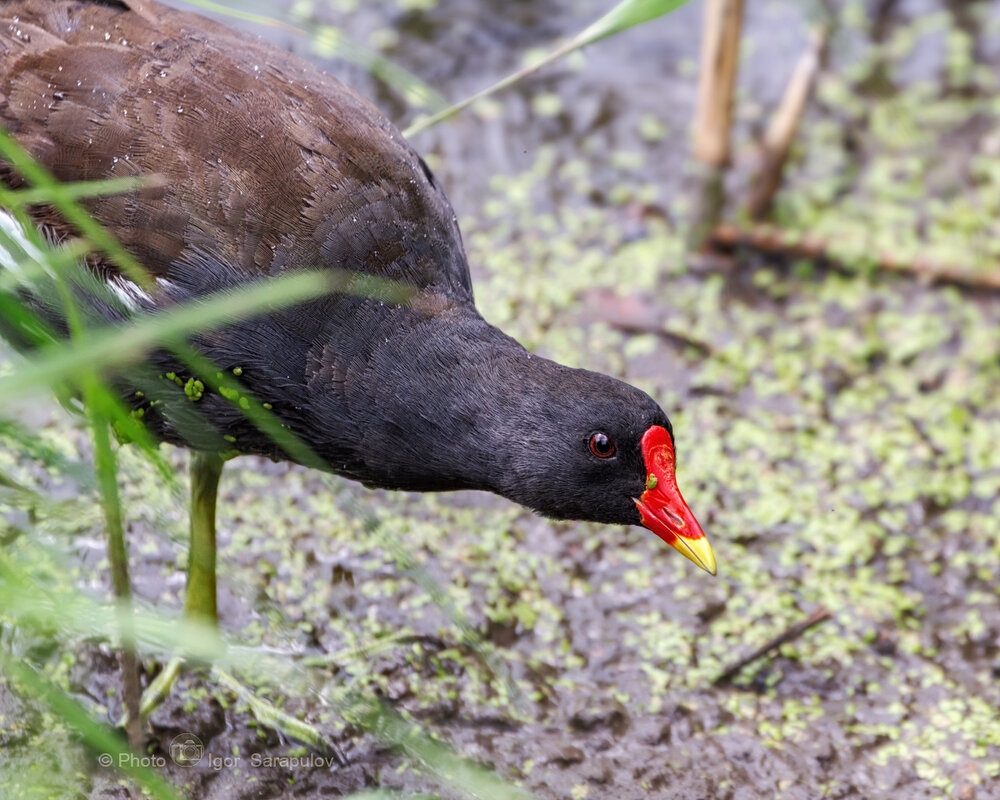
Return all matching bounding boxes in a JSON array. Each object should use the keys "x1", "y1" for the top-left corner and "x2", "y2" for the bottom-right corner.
[{"x1": 0, "y1": 0, "x2": 715, "y2": 637}]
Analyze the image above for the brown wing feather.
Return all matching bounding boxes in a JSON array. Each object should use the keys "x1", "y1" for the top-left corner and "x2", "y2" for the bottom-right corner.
[{"x1": 0, "y1": 0, "x2": 472, "y2": 297}]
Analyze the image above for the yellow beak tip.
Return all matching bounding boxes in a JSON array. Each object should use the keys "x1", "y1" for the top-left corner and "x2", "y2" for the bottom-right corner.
[{"x1": 671, "y1": 536, "x2": 718, "y2": 576}]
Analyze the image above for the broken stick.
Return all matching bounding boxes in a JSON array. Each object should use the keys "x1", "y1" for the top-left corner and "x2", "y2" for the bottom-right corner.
[{"x1": 713, "y1": 606, "x2": 833, "y2": 686}]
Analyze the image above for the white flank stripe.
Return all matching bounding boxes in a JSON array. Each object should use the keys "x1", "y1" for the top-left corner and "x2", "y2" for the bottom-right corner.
[
  {"x1": 0, "y1": 209, "x2": 47, "y2": 276},
  {"x1": 0, "y1": 209, "x2": 154, "y2": 310},
  {"x1": 107, "y1": 274, "x2": 154, "y2": 310}
]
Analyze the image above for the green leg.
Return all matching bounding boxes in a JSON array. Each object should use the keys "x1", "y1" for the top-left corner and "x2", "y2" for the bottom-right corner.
[
  {"x1": 131, "y1": 453, "x2": 333, "y2": 755},
  {"x1": 183, "y1": 452, "x2": 224, "y2": 624},
  {"x1": 131, "y1": 452, "x2": 224, "y2": 725}
]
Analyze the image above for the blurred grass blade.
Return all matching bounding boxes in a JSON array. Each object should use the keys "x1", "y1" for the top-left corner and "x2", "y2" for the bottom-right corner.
[
  {"x1": 0, "y1": 238, "x2": 92, "y2": 292},
  {"x1": 341, "y1": 491, "x2": 529, "y2": 715},
  {"x1": 0, "y1": 225, "x2": 183, "y2": 490},
  {"x1": 176, "y1": 0, "x2": 307, "y2": 32},
  {"x1": 25, "y1": 191, "x2": 148, "y2": 747},
  {"x1": 85, "y1": 391, "x2": 143, "y2": 747},
  {"x1": 0, "y1": 552, "x2": 535, "y2": 800},
  {"x1": 0, "y1": 127, "x2": 152, "y2": 288},
  {"x1": 168, "y1": 341, "x2": 329, "y2": 471},
  {"x1": 347, "y1": 697, "x2": 534, "y2": 800},
  {"x1": 0, "y1": 417, "x2": 95, "y2": 488},
  {"x1": 0, "y1": 271, "x2": 331, "y2": 406},
  {"x1": 0, "y1": 655, "x2": 184, "y2": 800},
  {"x1": 404, "y1": 0, "x2": 694, "y2": 136},
  {"x1": 3, "y1": 175, "x2": 166, "y2": 208},
  {"x1": 178, "y1": 0, "x2": 445, "y2": 111}
]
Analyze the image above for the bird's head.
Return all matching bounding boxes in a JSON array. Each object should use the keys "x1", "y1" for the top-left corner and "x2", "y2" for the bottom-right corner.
[{"x1": 495, "y1": 364, "x2": 717, "y2": 575}]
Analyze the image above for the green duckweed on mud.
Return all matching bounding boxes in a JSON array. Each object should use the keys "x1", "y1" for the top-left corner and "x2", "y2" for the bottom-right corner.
[{"x1": 2, "y1": 1, "x2": 1000, "y2": 799}]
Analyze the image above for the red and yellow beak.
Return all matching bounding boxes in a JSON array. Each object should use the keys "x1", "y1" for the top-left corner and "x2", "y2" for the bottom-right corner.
[{"x1": 634, "y1": 425, "x2": 716, "y2": 575}]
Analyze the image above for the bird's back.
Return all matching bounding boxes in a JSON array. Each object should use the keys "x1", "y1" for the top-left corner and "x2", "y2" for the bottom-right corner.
[{"x1": 0, "y1": 0, "x2": 473, "y2": 300}]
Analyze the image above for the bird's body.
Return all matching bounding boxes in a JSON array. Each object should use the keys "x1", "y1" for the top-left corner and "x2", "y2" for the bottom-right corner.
[{"x1": 0, "y1": 0, "x2": 714, "y2": 570}]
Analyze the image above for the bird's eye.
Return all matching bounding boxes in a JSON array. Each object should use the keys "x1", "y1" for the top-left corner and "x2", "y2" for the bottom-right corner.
[{"x1": 589, "y1": 433, "x2": 616, "y2": 459}]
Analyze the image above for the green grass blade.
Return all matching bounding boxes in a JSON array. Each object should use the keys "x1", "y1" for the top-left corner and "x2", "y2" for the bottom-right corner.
[
  {"x1": 19, "y1": 196, "x2": 149, "y2": 747},
  {"x1": 576, "y1": 0, "x2": 694, "y2": 44},
  {"x1": 1, "y1": 552, "x2": 536, "y2": 800},
  {"x1": 175, "y1": 0, "x2": 306, "y2": 32},
  {"x1": 0, "y1": 656, "x2": 185, "y2": 800},
  {"x1": 3, "y1": 176, "x2": 166, "y2": 208},
  {"x1": 85, "y1": 397, "x2": 143, "y2": 746},
  {"x1": 0, "y1": 238, "x2": 92, "y2": 292},
  {"x1": 165, "y1": 340, "x2": 329, "y2": 469},
  {"x1": 404, "y1": 0, "x2": 694, "y2": 137},
  {"x1": 0, "y1": 271, "x2": 331, "y2": 406},
  {"x1": 0, "y1": 128, "x2": 152, "y2": 288},
  {"x1": 0, "y1": 221, "x2": 180, "y2": 488},
  {"x1": 346, "y1": 698, "x2": 533, "y2": 800}
]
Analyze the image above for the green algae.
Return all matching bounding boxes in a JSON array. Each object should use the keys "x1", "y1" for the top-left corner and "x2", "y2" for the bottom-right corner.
[{"x1": 184, "y1": 378, "x2": 205, "y2": 402}]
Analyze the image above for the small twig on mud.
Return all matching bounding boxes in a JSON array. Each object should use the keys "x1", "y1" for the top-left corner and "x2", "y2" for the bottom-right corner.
[
  {"x1": 582, "y1": 289, "x2": 717, "y2": 358},
  {"x1": 745, "y1": 26, "x2": 830, "y2": 221},
  {"x1": 709, "y1": 223, "x2": 1000, "y2": 291},
  {"x1": 713, "y1": 606, "x2": 833, "y2": 686},
  {"x1": 905, "y1": 415, "x2": 946, "y2": 461},
  {"x1": 609, "y1": 320, "x2": 716, "y2": 358}
]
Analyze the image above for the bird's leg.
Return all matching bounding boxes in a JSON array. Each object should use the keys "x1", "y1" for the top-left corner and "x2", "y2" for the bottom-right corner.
[
  {"x1": 133, "y1": 452, "x2": 224, "y2": 723},
  {"x1": 184, "y1": 455, "x2": 337, "y2": 755},
  {"x1": 183, "y1": 451, "x2": 224, "y2": 624},
  {"x1": 134, "y1": 454, "x2": 335, "y2": 756}
]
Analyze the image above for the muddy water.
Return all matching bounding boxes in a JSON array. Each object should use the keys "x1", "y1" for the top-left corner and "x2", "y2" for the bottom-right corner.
[{"x1": 4, "y1": 1, "x2": 1000, "y2": 799}]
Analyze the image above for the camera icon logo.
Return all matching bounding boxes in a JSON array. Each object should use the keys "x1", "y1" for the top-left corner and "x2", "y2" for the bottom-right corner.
[{"x1": 169, "y1": 733, "x2": 204, "y2": 766}]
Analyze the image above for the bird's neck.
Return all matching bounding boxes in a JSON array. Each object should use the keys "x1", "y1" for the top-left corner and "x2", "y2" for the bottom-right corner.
[{"x1": 335, "y1": 306, "x2": 555, "y2": 496}]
